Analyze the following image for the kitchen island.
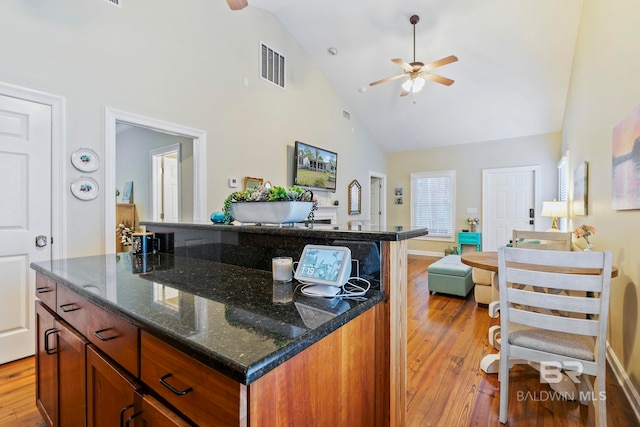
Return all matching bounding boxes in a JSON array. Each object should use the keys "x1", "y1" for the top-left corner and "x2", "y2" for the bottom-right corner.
[{"x1": 32, "y1": 223, "x2": 427, "y2": 426}]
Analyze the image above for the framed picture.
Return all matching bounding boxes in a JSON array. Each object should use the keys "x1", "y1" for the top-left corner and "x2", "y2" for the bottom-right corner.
[
  {"x1": 612, "y1": 103, "x2": 640, "y2": 210},
  {"x1": 395, "y1": 187, "x2": 403, "y2": 196},
  {"x1": 122, "y1": 181, "x2": 133, "y2": 203},
  {"x1": 573, "y1": 161, "x2": 588, "y2": 216},
  {"x1": 244, "y1": 177, "x2": 263, "y2": 190}
]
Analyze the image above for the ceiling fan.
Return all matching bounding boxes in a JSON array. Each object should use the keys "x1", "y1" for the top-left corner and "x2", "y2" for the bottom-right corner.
[
  {"x1": 226, "y1": 0, "x2": 248, "y2": 10},
  {"x1": 369, "y1": 15, "x2": 458, "y2": 97}
]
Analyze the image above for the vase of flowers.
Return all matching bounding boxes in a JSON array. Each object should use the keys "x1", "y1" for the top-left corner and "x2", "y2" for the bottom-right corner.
[
  {"x1": 467, "y1": 217, "x2": 479, "y2": 232},
  {"x1": 573, "y1": 224, "x2": 595, "y2": 251}
]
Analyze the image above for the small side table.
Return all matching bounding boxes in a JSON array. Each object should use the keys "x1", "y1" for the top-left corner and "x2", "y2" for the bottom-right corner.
[{"x1": 458, "y1": 231, "x2": 481, "y2": 254}]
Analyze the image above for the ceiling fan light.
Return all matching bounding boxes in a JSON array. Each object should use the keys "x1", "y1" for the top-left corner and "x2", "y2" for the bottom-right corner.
[
  {"x1": 401, "y1": 79, "x2": 413, "y2": 92},
  {"x1": 413, "y1": 76, "x2": 426, "y2": 92}
]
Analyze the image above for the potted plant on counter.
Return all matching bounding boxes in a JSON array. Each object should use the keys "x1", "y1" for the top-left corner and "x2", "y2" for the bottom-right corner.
[{"x1": 222, "y1": 185, "x2": 316, "y2": 225}]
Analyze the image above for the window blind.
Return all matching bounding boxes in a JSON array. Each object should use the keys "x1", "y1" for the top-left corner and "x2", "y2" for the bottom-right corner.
[
  {"x1": 410, "y1": 170, "x2": 456, "y2": 239},
  {"x1": 558, "y1": 155, "x2": 568, "y2": 232}
]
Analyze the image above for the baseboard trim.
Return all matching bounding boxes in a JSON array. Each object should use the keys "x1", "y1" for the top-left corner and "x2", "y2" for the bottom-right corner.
[
  {"x1": 407, "y1": 250, "x2": 443, "y2": 258},
  {"x1": 607, "y1": 342, "x2": 640, "y2": 423}
]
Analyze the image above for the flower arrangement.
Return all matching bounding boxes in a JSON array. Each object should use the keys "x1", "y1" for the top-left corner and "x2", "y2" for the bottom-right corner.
[
  {"x1": 573, "y1": 224, "x2": 595, "y2": 247},
  {"x1": 467, "y1": 218, "x2": 479, "y2": 226},
  {"x1": 116, "y1": 221, "x2": 134, "y2": 246},
  {"x1": 222, "y1": 185, "x2": 315, "y2": 224}
]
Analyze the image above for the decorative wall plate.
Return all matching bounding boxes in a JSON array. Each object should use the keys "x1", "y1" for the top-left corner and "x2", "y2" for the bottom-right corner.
[
  {"x1": 71, "y1": 148, "x2": 100, "y2": 172},
  {"x1": 71, "y1": 176, "x2": 100, "y2": 200}
]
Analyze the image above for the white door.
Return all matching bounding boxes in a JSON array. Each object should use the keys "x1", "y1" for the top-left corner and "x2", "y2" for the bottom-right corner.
[
  {"x1": 163, "y1": 156, "x2": 179, "y2": 222},
  {"x1": 482, "y1": 167, "x2": 538, "y2": 251},
  {"x1": 370, "y1": 176, "x2": 381, "y2": 227},
  {"x1": 0, "y1": 95, "x2": 52, "y2": 364}
]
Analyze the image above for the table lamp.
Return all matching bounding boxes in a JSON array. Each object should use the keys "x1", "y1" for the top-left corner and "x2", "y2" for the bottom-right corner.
[{"x1": 541, "y1": 200, "x2": 567, "y2": 230}]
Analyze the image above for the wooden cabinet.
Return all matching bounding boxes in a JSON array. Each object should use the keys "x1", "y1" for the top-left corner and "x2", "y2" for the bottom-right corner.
[
  {"x1": 141, "y1": 331, "x2": 244, "y2": 426},
  {"x1": 36, "y1": 302, "x2": 57, "y2": 427},
  {"x1": 35, "y1": 301, "x2": 88, "y2": 427},
  {"x1": 116, "y1": 203, "x2": 136, "y2": 252},
  {"x1": 87, "y1": 345, "x2": 138, "y2": 427},
  {"x1": 87, "y1": 345, "x2": 190, "y2": 427},
  {"x1": 34, "y1": 271, "x2": 381, "y2": 427},
  {"x1": 57, "y1": 282, "x2": 139, "y2": 376}
]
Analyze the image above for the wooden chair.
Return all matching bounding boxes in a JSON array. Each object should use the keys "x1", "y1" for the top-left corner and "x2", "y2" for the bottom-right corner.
[
  {"x1": 496, "y1": 247, "x2": 612, "y2": 426},
  {"x1": 512, "y1": 230, "x2": 572, "y2": 251}
]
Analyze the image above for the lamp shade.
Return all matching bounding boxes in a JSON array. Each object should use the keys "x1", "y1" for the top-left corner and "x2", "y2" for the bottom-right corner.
[
  {"x1": 402, "y1": 76, "x2": 425, "y2": 93},
  {"x1": 541, "y1": 201, "x2": 567, "y2": 218},
  {"x1": 541, "y1": 200, "x2": 567, "y2": 230}
]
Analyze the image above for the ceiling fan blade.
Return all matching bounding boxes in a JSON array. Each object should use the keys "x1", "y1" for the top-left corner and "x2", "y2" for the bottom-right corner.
[
  {"x1": 391, "y1": 58, "x2": 413, "y2": 72},
  {"x1": 422, "y1": 55, "x2": 458, "y2": 72},
  {"x1": 422, "y1": 73, "x2": 455, "y2": 86},
  {"x1": 226, "y1": 0, "x2": 248, "y2": 10},
  {"x1": 400, "y1": 89, "x2": 410, "y2": 97},
  {"x1": 369, "y1": 74, "x2": 406, "y2": 87}
]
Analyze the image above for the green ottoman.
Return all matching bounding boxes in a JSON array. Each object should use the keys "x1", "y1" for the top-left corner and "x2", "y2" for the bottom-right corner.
[{"x1": 427, "y1": 255, "x2": 474, "y2": 297}]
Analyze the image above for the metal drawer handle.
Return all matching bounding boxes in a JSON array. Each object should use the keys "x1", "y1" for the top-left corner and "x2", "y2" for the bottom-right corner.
[
  {"x1": 119, "y1": 404, "x2": 134, "y2": 427},
  {"x1": 159, "y1": 373, "x2": 193, "y2": 396},
  {"x1": 36, "y1": 287, "x2": 53, "y2": 294},
  {"x1": 44, "y1": 328, "x2": 58, "y2": 355},
  {"x1": 93, "y1": 328, "x2": 118, "y2": 341},
  {"x1": 59, "y1": 303, "x2": 80, "y2": 313},
  {"x1": 125, "y1": 412, "x2": 142, "y2": 427}
]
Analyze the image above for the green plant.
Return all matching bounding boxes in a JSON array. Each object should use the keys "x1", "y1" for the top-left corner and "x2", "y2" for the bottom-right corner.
[{"x1": 222, "y1": 185, "x2": 314, "y2": 224}]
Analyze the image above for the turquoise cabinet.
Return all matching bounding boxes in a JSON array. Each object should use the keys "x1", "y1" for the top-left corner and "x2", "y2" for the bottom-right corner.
[{"x1": 458, "y1": 232, "x2": 481, "y2": 254}]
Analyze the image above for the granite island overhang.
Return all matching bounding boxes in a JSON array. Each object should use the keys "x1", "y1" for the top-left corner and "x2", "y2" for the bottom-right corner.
[{"x1": 31, "y1": 253, "x2": 384, "y2": 384}]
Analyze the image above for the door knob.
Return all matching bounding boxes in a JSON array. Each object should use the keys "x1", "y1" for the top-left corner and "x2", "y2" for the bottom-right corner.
[{"x1": 35, "y1": 235, "x2": 48, "y2": 247}]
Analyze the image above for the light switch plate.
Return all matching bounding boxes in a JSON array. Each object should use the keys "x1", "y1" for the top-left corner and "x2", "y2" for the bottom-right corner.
[{"x1": 229, "y1": 177, "x2": 239, "y2": 188}]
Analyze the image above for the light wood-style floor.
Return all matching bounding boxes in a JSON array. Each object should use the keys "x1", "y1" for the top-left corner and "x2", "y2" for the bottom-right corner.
[{"x1": 0, "y1": 255, "x2": 637, "y2": 426}]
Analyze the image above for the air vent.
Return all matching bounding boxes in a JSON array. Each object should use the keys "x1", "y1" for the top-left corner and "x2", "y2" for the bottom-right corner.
[
  {"x1": 260, "y1": 42, "x2": 285, "y2": 89},
  {"x1": 342, "y1": 110, "x2": 351, "y2": 120},
  {"x1": 104, "y1": 0, "x2": 121, "y2": 6}
]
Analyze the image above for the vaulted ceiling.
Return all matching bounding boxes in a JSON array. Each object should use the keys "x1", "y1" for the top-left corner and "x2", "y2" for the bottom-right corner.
[{"x1": 249, "y1": 0, "x2": 584, "y2": 152}]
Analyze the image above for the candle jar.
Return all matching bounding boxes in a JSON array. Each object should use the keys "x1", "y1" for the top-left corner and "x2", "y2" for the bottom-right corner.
[{"x1": 272, "y1": 257, "x2": 293, "y2": 282}]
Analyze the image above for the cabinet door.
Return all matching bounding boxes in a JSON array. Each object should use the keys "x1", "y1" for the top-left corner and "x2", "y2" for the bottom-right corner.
[
  {"x1": 57, "y1": 317, "x2": 88, "y2": 426},
  {"x1": 35, "y1": 301, "x2": 57, "y2": 427},
  {"x1": 132, "y1": 393, "x2": 192, "y2": 427},
  {"x1": 86, "y1": 345, "x2": 137, "y2": 427}
]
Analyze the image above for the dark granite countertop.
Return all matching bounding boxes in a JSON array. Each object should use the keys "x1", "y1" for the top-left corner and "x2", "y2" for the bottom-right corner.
[
  {"x1": 140, "y1": 221, "x2": 429, "y2": 241},
  {"x1": 31, "y1": 253, "x2": 383, "y2": 385}
]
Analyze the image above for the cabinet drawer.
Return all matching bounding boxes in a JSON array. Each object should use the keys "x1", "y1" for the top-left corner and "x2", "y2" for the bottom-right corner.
[
  {"x1": 57, "y1": 285, "x2": 87, "y2": 333},
  {"x1": 85, "y1": 303, "x2": 139, "y2": 376},
  {"x1": 35, "y1": 273, "x2": 57, "y2": 309},
  {"x1": 140, "y1": 331, "x2": 244, "y2": 426}
]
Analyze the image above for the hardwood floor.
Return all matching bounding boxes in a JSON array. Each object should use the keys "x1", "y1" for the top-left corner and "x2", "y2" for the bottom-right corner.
[
  {"x1": 406, "y1": 255, "x2": 639, "y2": 427},
  {"x1": 0, "y1": 357, "x2": 45, "y2": 427},
  {"x1": 0, "y1": 255, "x2": 637, "y2": 426}
]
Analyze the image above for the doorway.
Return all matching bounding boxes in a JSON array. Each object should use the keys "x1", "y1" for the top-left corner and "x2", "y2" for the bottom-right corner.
[
  {"x1": 482, "y1": 166, "x2": 539, "y2": 251},
  {"x1": 105, "y1": 108, "x2": 207, "y2": 254},
  {"x1": 151, "y1": 144, "x2": 181, "y2": 222},
  {"x1": 369, "y1": 172, "x2": 386, "y2": 227}
]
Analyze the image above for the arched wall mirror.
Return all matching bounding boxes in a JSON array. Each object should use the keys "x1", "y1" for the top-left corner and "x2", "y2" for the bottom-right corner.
[{"x1": 348, "y1": 179, "x2": 361, "y2": 215}]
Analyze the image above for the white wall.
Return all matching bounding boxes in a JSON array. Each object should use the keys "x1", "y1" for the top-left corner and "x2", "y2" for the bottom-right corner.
[
  {"x1": 0, "y1": 0, "x2": 384, "y2": 256},
  {"x1": 562, "y1": 0, "x2": 640, "y2": 402}
]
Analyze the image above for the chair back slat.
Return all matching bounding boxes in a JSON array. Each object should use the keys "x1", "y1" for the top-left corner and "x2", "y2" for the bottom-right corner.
[
  {"x1": 508, "y1": 307, "x2": 600, "y2": 336},
  {"x1": 507, "y1": 287, "x2": 601, "y2": 314},
  {"x1": 506, "y1": 268, "x2": 604, "y2": 292},
  {"x1": 512, "y1": 230, "x2": 572, "y2": 251}
]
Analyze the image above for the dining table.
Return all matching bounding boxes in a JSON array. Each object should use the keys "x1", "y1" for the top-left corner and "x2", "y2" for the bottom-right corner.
[{"x1": 461, "y1": 250, "x2": 618, "y2": 378}]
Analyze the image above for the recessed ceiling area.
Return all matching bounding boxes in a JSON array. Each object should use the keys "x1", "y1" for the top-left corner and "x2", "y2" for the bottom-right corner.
[{"x1": 249, "y1": 0, "x2": 584, "y2": 152}]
